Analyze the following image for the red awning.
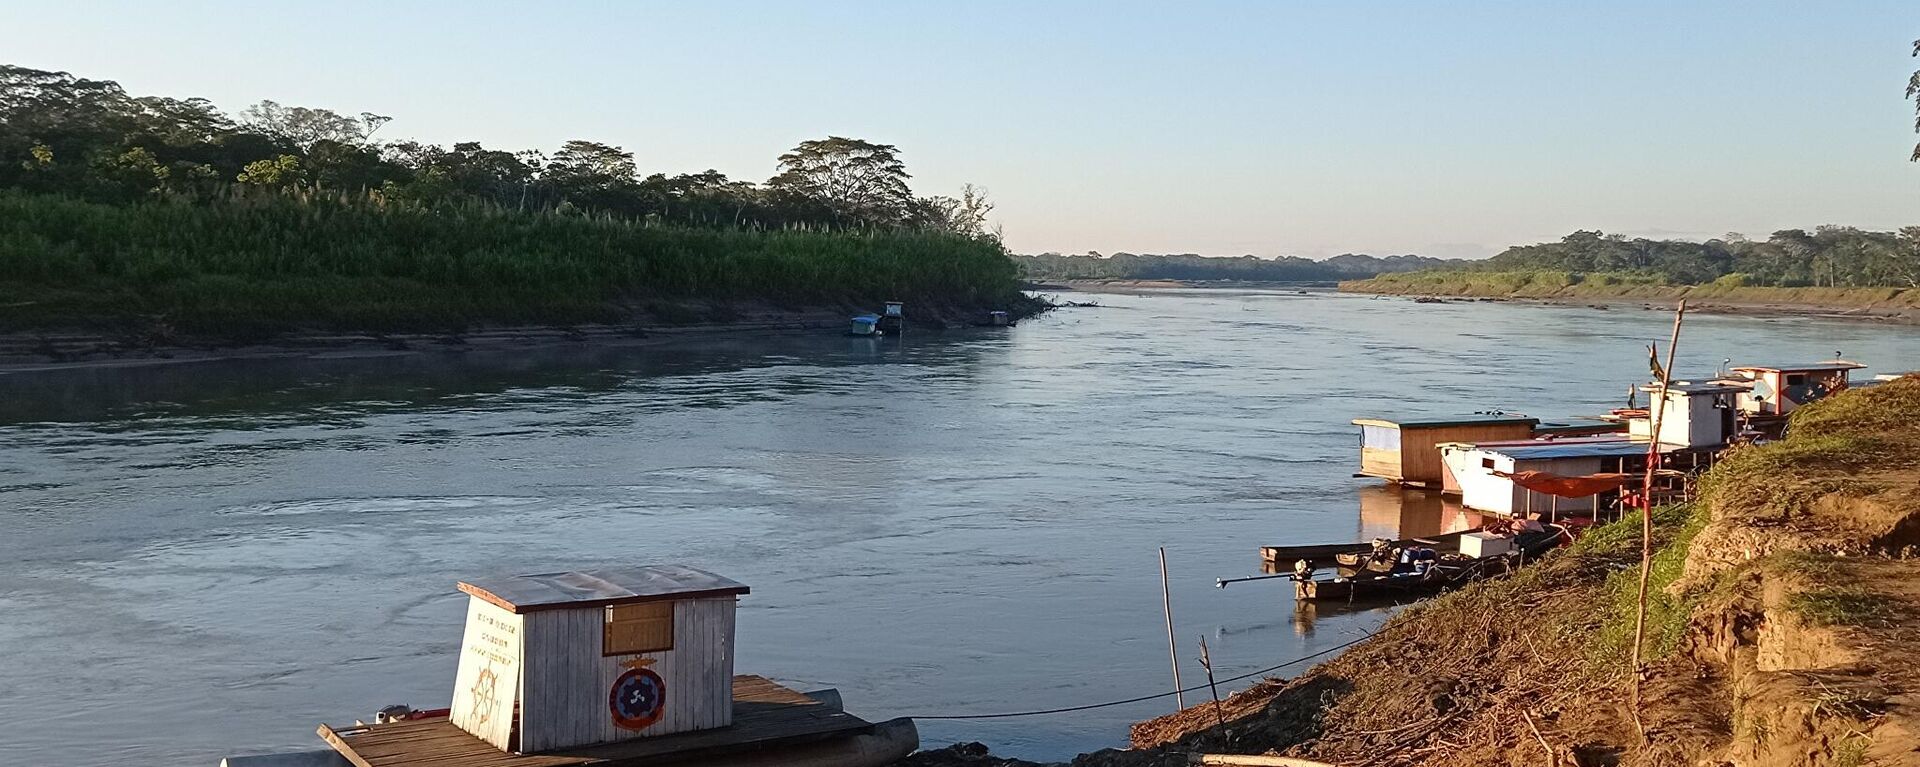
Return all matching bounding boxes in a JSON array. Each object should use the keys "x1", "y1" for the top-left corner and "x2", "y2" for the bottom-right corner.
[{"x1": 1492, "y1": 470, "x2": 1637, "y2": 498}]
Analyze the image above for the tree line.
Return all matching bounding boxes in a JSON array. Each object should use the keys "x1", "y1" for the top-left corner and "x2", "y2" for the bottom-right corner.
[
  {"x1": 1016, "y1": 252, "x2": 1459, "y2": 282},
  {"x1": 0, "y1": 64, "x2": 994, "y2": 237},
  {"x1": 1471, "y1": 228, "x2": 1920, "y2": 288}
]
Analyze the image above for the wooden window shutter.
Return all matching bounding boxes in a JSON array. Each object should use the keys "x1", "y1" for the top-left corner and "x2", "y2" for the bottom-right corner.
[{"x1": 604, "y1": 601, "x2": 675, "y2": 655}]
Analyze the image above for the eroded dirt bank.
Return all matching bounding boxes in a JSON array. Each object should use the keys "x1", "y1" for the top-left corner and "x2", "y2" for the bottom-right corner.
[{"x1": 906, "y1": 377, "x2": 1920, "y2": 767}]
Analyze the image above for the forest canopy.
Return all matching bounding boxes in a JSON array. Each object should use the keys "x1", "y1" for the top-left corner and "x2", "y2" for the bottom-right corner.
[
  {"x1": 1464, "y1": 228, "x2": 1920, "y2": 288},
  {"x1": 0, "y1": 63, "x2": 994, "y2": 238}
]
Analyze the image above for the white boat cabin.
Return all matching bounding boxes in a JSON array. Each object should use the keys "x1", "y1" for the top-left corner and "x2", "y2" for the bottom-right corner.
[
  {"x1": 1726, "y1": 361, "x2": 1864, "y2": 416},
  {"x1": 1441, "y1": 438, "x2": 1654, "y2": 517},
  {"x1": 449, "y1": 565, "x2": 750, "y2": 753},
  {"x1": 1625, "y1": 380, "x2": 1749, "y2": 448}
]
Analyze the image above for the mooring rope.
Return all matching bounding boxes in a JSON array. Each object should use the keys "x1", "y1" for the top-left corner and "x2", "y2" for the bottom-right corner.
[{"x1": 905, "y1": 630, "x2": 1378, "y2": 720}]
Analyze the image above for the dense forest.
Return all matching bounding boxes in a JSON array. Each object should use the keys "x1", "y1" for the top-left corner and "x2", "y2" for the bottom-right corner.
[
  {"x1": 1463, "y1": 228, "x2": 1920, "y2": 287},
  {"x1": 0, "y1": 64, "x2": 1027, "y2": 338},
  {"x1": 0, "y1": 64, "x2": 993, "y2": 233},
  {"x1": 1016, "y1": 252, "x2": 1459, "y2": 282}
]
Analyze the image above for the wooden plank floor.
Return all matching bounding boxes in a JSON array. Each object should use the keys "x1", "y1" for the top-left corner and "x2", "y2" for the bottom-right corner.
[{"x1": 320, "y1": 675, "x2": 875, "y2": 767}]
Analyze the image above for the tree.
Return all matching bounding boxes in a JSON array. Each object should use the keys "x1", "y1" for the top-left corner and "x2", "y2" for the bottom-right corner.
[
  {"x1": 235, "y1": 154, "x2": 305, "y2": 187},
  {"x1": 1911, "y1": 38, "x2": 1920, "y2": 161},
  {"x1": 912, "y1": 183, "x2": 995, "y2": 239},
  {"x1": 543, "y1": 140, "x2": 635, "y2": 194},
  {"x1": 240, "y1": 100, "x2": 387, "y2": 149},
  {"x1": 767, "y1": 136, "x2": 913, "y2": 227}
]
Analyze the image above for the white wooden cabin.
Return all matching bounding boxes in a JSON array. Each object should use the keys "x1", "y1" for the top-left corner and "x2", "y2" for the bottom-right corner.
[
  {"x1": 448, "y1": 565, "x2": 750, "y2": 753},
  {"x1": 1726, "y1": 361, "x2": 1864, "y2": 416},
  {"x1": 1625, "y1": 380, "x2": 1749, "y2": 448},
  {"x1": 1440, "y1": 438, "x2": 1654, "y2": 517}
]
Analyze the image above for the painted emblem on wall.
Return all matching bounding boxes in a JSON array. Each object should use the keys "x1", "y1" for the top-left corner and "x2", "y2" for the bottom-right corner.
[
  {"x1": 609, "y1": 667, "x2": 667, "y2": 730},
  {"x1": 469, "y1": 665, "x2": 500, "y2": 726}
]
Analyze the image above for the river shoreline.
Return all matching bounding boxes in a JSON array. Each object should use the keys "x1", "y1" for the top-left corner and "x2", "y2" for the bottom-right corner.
[
  {"x1": 1039, "y1": 278, "x2": 1920, "y2": 325},
  {"x1": 0, "y1": 302, "x2": 1038, "y2": 374},
  {"x1": 903, "y1": 377, "x2": 1920, "y2": 767},
  {"x1": 1338, "y1": 280, "x2": 1920, "y2": 325}
]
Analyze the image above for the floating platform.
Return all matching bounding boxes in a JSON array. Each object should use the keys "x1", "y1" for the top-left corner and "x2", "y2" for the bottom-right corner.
[{"x1": 318, "y1": 676, "x2": 902, "y2": 767}]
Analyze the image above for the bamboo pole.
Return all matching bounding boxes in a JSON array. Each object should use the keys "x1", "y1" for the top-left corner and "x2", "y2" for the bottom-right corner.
[
  {"x1": 1161, "y1": 547, "x2": 1186, "y2": 709},
  {"x1": 1198, "y1": 635, "x2": 1227, "y2": 727},
  {"x1": 1630, "y1": 300, "x2": 1685, "y2": 738}
]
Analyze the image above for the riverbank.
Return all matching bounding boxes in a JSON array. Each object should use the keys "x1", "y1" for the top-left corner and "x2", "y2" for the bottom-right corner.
[
  {"x1": 1029, "y1": 279, "x2": 1336, "y2": 293},
  {"x1": 1341, "y1": 272, "x2": 1920, "y2": 324},
  {"x1": 905, "y1": 377, "x2": 1920, "y2": 766},
  {"x1": 0, "y1": 299, "x2": 1037, "y2": 372}
]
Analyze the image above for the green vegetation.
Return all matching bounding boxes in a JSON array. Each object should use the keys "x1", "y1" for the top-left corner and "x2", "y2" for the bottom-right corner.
[
  {"x1": 0, "y1": 190, "x2": 1027, "y2": 337},
  {"x1": 1016, "y1": 251, "x2": 1457, "y2": 282},
  {"x1": 1345, "y1": 228, "x2": 1920, "y2": 297},
  {"x1": 1586, "y1": 505, "x2": 1711, "y2": 666},
  {"x1": 1, "y1": 64, "x2": 993, "y2": 234},
  {"x1": 1788, "y1": 587, "x2": 1904, "y2": 628},
  {"x1": 1701, "y1": 377, "x2": 1920, "y2": 521},
  {"x1": 0, "y1": 63, "x2": 1027, "y2": 338}
]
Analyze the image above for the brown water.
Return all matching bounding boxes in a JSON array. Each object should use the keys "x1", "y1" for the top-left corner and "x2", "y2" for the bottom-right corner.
[{"x1": 2, "y1": 290, "x2": 1916, "y2": 766}]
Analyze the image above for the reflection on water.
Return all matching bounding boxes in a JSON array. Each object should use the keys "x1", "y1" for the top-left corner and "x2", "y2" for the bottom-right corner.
[
  {"x1": 1357, "y1": 484, "x2": 1483, "y2": 542},
  {"x1": 1289, "y1": 485, "x2": 1486, "y2": 636},
  {"x1": 4, "y1": 290, "x2": 1920, "y2": 767}
]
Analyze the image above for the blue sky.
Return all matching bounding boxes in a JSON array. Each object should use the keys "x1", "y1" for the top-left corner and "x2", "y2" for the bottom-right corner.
[{"x1": 5, "y1": 1, "x2": 1916, "y2": 257}]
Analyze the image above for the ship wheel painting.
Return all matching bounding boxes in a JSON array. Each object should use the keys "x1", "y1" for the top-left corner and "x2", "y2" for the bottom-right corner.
[{"x1": 608, "y1": 667, "x2": 667, "y2": 730}]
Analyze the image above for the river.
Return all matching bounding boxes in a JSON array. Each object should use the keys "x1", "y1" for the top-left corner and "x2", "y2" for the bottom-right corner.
[{"x1": 3, "y1": 289, "x2": 1917, "y2": 766}]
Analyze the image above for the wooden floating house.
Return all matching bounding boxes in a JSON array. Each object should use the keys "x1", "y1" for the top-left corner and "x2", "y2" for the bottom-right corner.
[
  {"x1": 1726, "y1": 361, "x2": 1864, "y2": 417},
  {"x1": 1440, "y1": 380, "x2": 1743, "y2": 518},
  {"x1": 1441, "y1": 438, "x2": 1659, "y2": 518},
  {"x1": 1352, "y1": 414, "x2": 1539, "y2": 488},
  {"x1": 1624, "y1": 380, "x2": 1748, "y2": 446},
  {"x1": 301, "y1": 565, "x2": 916, "y2": 767}
]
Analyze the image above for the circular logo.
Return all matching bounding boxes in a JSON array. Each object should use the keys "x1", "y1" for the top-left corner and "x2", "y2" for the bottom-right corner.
[{"x1": 609, "y1": 667, "x2": 667, "y2": 730}]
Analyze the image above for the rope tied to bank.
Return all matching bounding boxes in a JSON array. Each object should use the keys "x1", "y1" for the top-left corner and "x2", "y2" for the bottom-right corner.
[{"x1": 905, "y1": 630, "x2": 1378, "y2": 720}]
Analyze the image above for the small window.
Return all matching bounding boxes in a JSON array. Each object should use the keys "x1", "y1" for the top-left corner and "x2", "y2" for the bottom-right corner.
[
  {"x1": 604, "y1": 602, "x2": 674, "y2": 655},
  {"x1": 1785, "y1": 373, "x2": 1807, "y2": 386},
  {"x1": 1481, "y1": 458, "x2": 1496, "y2": 469}
]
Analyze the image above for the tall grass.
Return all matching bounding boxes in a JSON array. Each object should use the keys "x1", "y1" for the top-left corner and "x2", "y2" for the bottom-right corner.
[{"x1": 0, "y1": 189, "x2": 1029, "y2": 337}]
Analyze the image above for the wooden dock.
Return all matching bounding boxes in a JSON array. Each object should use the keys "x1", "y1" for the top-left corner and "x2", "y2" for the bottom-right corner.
[{"x1": 318, "y1": 676, "x2": 876, "y2": 767}]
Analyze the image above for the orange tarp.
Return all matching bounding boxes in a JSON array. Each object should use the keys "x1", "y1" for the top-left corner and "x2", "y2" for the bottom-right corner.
[{"x1": 1491, "y1": 470, "x2": 1637, "y2": 498}]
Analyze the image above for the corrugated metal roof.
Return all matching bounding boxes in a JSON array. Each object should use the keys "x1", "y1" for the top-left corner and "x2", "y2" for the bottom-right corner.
[
  {"x1": 1638, "y1": 380, "x2": 1751, "y2": 394},
  {"x1": 1479, "y1": 440, "x2": 1656, "y2": 460},
  {"x1": 1352, "y1": 414, "x2": 1538, "y2": 429},
  {"x1": 459, "y1": 565, "x2": 750, "y2": 613},
  {"x1": 1731, "y1": 361, "x2": 1866, "y2": 373}
]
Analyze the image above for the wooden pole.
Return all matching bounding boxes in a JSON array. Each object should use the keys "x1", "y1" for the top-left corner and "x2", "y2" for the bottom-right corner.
[
  {"x1": 1198, "y1": 636, "x2": 1227, "y2": 727},
  {"x1": 1630, "y1": 300, "x2": 1685, "y2": 738},
  {"x1": 1189, "y1": 756, "x2": 1341, "y2": 767},
  {"x1": 1160, "y1": 547, "x2": 1186, "y2": 709}
]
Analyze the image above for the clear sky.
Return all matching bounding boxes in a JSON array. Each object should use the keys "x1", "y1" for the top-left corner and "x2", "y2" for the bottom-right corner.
[{"x1": 5, "y1": 1, "x2": 1916, "y2": 258}]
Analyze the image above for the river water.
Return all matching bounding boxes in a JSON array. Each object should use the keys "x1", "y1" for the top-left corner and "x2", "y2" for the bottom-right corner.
[{"x1": 3, "y1": 290, "x2": 1917, "y2": 766}]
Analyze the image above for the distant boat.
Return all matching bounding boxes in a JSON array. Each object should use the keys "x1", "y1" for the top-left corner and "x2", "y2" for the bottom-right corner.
[{"x1": 849, "y1": 314, "x2": 883, "y2": 336}]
